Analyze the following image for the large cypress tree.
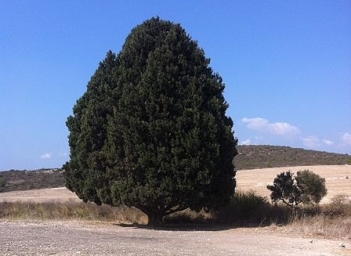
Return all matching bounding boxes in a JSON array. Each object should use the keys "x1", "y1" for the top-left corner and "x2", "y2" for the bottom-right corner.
[{"x1": 64, "y1": 17, "x2": 238, "y2": 225}]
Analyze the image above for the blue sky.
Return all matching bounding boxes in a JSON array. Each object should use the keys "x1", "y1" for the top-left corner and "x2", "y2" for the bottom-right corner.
[{"x1": 1, "y1": 1, "x2": 350, "y2": 170}]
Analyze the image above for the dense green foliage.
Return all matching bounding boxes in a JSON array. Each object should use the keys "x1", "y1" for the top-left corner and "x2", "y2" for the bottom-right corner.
[
  {"x1": 267, "y1": 171, "x2": 302, "y2": 208},
  {"x1": 295, "y1": 170, "x2": 327, "y2": 204},
  {"x1": 63, "y1": 17, "x2": 237, "y2": 225},
  {"x1": 213, "y1": 190, "x2": 271, "y2": 224},
  {"x1": 64, "y1": 50, "x2": 117, "y2": 206},
  {"x1": 0, "y1": 177, "x2": 6, "y2": 192},
  {"x1": 267, "y1": 170, "x2": 327, "y2": 208}
]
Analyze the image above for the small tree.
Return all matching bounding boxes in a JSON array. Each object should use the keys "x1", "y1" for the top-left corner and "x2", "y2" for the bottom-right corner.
[
  {"x1": 267, "y1": 170, "x2": 327, "y2": 209},
  {"x1": 295, "y1": 170, "x2": 327, "y2": 204},
  {"x1": 267, "y1": 171, "x2": 302, "y2": 209}
]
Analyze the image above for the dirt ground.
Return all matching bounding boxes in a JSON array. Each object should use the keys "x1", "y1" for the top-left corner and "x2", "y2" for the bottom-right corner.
[
  {"x1": 0, "y1": 165, "x2": 351, "y2": 255},
  {"x1": 0, "y1": 220, "x2": 350, "y2": 256}
]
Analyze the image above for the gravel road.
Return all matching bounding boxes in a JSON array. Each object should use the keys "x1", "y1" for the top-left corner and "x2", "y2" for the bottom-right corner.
[{"x1": 0, "y1": 220, "x2": 350, "y2": 256}]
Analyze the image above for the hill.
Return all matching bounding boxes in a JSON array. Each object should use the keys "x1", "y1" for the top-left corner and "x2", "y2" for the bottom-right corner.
[
  {"x1": 0, "y1": 169, "x2": 65, "y2": 193},
  {"x1": 235, "y1": 145, "x2": 351, "y2": 170},
  {"x1": 0, "y1": 145, "x2": 350, "y2": 193}
]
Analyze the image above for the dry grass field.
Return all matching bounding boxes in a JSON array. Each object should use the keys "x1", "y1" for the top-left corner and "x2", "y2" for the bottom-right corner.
[
  {"x1": 0, "y1": 187, "x2": 80, "y2": 203},
  {"x1": 236, "y1": 165, "x2": 351, "y2": 203},
  {"x1": 1, "y1": 165, "x2": 350, "y2": 204}
]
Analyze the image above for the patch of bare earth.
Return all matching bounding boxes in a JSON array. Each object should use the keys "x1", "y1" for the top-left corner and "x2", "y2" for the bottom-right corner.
[
  {"x1": 0, "y1": 165, "x2": 350, "y2": 255},
  {"x1": 0, "y1": 220, "x2": 350, "y2": 256}
]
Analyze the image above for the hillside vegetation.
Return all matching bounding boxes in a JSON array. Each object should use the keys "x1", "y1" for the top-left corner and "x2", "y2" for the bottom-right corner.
[
  {"x1": 0, "y1": 169, "x2": 65, "y2": 193},
  {"x1": 235, "y1": 145, "x2": 351, "y2": 170},
  {"x1": 1, "y1": 145, "x2": 350, "y2": 193}
]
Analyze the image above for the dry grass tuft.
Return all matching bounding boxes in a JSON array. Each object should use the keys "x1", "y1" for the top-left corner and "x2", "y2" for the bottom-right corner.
[
  {"x1": 0, "y1": 201, "x2": 147, "y2": 224},
  {"x1": 288, "y1": 215, "x2": 351, "y2": 239},
  {"x1": 1, "y1": 193, "x2": 350, "y2": 239},
  {"x1": 285, "y1": 194, "x2": 351, "y2": 239}
]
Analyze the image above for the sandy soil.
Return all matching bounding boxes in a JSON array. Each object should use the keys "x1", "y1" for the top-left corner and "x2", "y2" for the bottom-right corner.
[{"x1": 0, "y1": 165, "x2": 351, "y2": 255}]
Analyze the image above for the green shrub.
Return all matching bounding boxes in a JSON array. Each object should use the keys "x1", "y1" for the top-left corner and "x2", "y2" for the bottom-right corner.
[
  {"x1": 213, "y1": 191, "x2": 270, "y2": 224},
  {"x1": 0, "y1": 176, "x2": 6, "y2": 192},
  {"x1": 296, "y1": 170, "x2": 327, "y2": 204}
]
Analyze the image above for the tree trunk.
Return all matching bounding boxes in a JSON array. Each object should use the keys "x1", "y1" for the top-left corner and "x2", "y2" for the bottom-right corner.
[
  {"x1": 146, "y1": 211, "x2": 164, "y2": 226},
  {"x1": 137, "y1": 206, "x2": 164, "y2": 226}
]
